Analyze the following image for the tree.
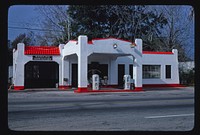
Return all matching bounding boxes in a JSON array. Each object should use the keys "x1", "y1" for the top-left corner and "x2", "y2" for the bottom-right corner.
[
  {"x1": 11, "y1": 33, "x2": 32, "y2": 49},
  {"x1": 11, "y1": 31, "x2": 38, "y2": 48},
  {"x1": 8, "y1": 32, "x2": 37, "y2": 66},
  {"x1": 36, "y1": 5, "x2": 194, "y2": 61},
  {"x1": 67, "y1": 5, "x2": 168, "y2": 44},
  {"x1": 36, "y1": 5, "x2": 69, "y2": 45},
  {"x1": 151, "y1": 5, "x2": 194, "y2": 61},
  {"x1": 36, "y1": 5, "x2": 167, "y2": 45}
]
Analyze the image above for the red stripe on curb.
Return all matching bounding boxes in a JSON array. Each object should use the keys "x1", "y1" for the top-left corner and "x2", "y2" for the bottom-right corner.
[
  {"x1": 58, "y1": 85, "x2": 72, "y2": 90},
  {"x1": 75, "y1": 87, "x2": 89, "y2": 93},
  {"x1": 74, "y1": 88, "x2": 143, "y2": 93},
  {"x1": 14, "y1": 86, "x2": 24, "y2": 90},
  {"x1": 134, "y1": 87, "x2": 143, "y2": 91}
]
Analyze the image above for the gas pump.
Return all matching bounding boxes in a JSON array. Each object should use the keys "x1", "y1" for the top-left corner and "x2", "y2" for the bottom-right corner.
[
  {"x1": 124, "y1": 75, "x2": 131, "y2": 90},
  {"x1": 92, "y1": 74, "x2": 99, "y2": 90}
]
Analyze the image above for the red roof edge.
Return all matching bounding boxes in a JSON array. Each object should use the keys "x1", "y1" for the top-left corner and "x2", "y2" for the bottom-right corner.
[
  {"x1": 88, "y1": 41, "x2": 93, "y2": 44},
  {"x1": 67, "y1": 37, "x2": 136, "y2": 45},
  {"x1": 69, "y1": 40, "x2": 77, "y2": 42},
  {"x1": 24, "y1": 46, "x2": 60, "y2": 55},
  {"x1": 143, "y1": 51, "x2": 173, "y2": 55}
]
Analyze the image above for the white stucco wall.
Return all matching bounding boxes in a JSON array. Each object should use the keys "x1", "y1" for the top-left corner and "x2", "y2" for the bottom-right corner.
[
  {"x1": 142, "y1": 49, "x2": 179, "y2": 85},
  {"x1": 13, "y1": 43, "x2": 63, "y2": 88},
  {"x1": 13, "y1": 35, "x2": 180, "y2": 89}
]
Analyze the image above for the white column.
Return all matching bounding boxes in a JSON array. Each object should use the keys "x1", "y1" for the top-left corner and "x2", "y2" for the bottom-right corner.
[
  {"x1": 13, "y1": 49, "x2": 16, "y2": 86},
  {"x1": 77, "y1": 35, "x2": 88, "y2": 92},
  {"x1": 172, "y1": 49, "x2": 180, "y2": 84},
  {"x1": 133, "y1": 59, "x2": 143, "y2": 90},
  {"x1": 58, "y1": 60, "x2": 62, "y2": 88},
  {"x1": 59, "y1": 57, "x2": 69, "y2": 89},
  {"x1": 14, "y1": 43, "x2": 25, "y2": 90},
  {"x1": 125, "y1": 63, "x2": 129, "y2": 75},
  {"x1": 60, "y1": 56, "x2": 70, "y2": 89},
  {"x1": 133, "y1": 39, "x2": 143, "y2": 91},
  {"x1": 109, "y1": 57, "x2": 118, "y2": 86}
]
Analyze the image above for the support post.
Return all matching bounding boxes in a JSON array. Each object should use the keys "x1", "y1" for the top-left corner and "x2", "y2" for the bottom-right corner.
[
  {"x1": 133, "y1": 59, "x2": 143, "y2": 91},
  {"x1": 59, "y1": 56, "x2": 71, "y2": 89},
  {"x1": 109, "y1": 57, "x2": 118, "y2": 87},
  {"x1": 14, "y1": 43, "x2": 25, "y2": 90},
  {"x1": 133, "y1": 39, "x2": 143, "y2": 91},
  {"x1": 76, "y1": 35, "x2": 88, "y2": 92}
]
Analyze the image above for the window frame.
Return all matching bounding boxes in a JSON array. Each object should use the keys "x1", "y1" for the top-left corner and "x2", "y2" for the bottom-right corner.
[{"x1": 142, "y1": 65, "x2": 161, "y2": 79}]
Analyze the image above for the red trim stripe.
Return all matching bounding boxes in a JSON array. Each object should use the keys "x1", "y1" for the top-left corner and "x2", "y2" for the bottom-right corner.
[
  {"x1": 67, "y1": 37, "x2": 136, "y2": 45},
  {"x1": 24, "y1": 46, "x2": 60, "y2": 55},
  {"x1": 143, "y1": 51, "x2": 173, "y2": 55},
  {"x1": 58, "y1": 85, "x2": 72, "y2": 90},
  {"x1": 75, "y1": 87, "x2": 89, "y2": 93},
  {"x1": 134, "y1": 87, "x2": 143, "y2": 91},
  {"x1": 69, "y1": 40, "x2": 77, "y2": 42},
  {"x1": 88, "y1": 41, "x2": 93, "y2": 44},
  {"x1": 14, "y1": 86, "x2": 24, "y2": 90}
]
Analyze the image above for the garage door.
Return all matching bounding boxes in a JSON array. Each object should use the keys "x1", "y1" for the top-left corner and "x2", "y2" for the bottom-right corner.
[{"x1": 25, "y1": 61, "x2": 59, "y2": 88}]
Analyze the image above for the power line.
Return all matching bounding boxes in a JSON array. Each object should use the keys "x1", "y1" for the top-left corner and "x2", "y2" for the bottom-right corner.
[
  {"x1": 8, "y1": 26, "x2": 64, "y2": 32},
  {"x1": 8, "y1": 21, "x2": 55, "y2": 27}
]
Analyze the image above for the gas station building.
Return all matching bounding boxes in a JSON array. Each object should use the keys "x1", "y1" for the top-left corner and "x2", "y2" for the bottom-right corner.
[{"x1": 13, "y1": 35, "x2": 180, "y2": 92}]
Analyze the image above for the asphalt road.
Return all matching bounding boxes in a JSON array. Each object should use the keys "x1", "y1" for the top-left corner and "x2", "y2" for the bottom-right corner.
[{"x1": 8, "y1": 87, "x2": 194, "y2": 131}]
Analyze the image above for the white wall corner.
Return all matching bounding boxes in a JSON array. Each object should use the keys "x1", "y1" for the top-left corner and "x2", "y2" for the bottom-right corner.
[
  {"x1": 59, "y1": 44, "x2": 65, "y2": 55},
  {"x1": 172, "y1": 49, "x2": 178, "y2": 55},
  {"x1": 135, "y1": 38, "x2": 143, "y2": 52},
  {"x1": 172, "y1": 49, "x2": 179, "y2": 62},
  {"x1": 17, "y1": 43, "x2": 25, "y2": 52}
]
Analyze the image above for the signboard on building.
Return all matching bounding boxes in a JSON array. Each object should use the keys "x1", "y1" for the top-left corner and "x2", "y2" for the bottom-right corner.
[{"x1": 33, "y1": 56, "x2": 52, "y2": 61}]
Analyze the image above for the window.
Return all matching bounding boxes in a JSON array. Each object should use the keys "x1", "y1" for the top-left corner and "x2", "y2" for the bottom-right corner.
[
  {"x1": 143, "y1": 65, "x2": 161, "y2": 79},
  {"x1": 166, "y1": 65, "x2": 171, "y2": 79}
]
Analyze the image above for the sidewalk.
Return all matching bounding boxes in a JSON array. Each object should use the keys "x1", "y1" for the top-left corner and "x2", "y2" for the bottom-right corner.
[{"x1": 8, "y1": 86, "x2": 192, "y2": 93}]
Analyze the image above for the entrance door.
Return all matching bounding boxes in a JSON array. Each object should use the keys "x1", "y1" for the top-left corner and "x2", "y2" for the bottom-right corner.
[
  {"x1": 72, "y1": 64, "x2": 78, "y2": 87},
  {"x1": 25, "y1": 61, "x2": 59, "y2": 88},
  {"x1": 118, "y1": 64, "x2": 125, "y2": 88}
]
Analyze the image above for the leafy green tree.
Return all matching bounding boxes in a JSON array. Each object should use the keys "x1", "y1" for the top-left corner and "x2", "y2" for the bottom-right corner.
[
  {"x1": 37, "y1": 5, "x2": 193, "y2": 61},
  {"x1": 67, "y1": 5, "x2": 168, "y2": 44}
]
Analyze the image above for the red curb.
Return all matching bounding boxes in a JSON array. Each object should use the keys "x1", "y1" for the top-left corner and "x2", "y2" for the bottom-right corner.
[
  {"x1": 58, "y1": 85, "x2": 72, "y2": 90},
  {"x1": 14, "y1": 86, "x2": 24, "y2": 90}
]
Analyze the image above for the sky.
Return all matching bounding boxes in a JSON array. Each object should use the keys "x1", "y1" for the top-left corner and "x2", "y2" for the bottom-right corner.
[
  {"x1": 8, "y1": 5, "x2": 43, "y2": 41},
  {"x1": 8, "y1": 5, "x2": 194, "y2": 60}
]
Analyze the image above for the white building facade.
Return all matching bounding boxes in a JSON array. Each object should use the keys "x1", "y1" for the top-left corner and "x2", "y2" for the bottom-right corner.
[{"x1": 13, "y1": 35, "x2": 180, "y2": 92}]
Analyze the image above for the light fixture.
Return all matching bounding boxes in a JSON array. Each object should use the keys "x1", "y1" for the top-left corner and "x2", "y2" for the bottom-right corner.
[
  {"x1": 130, "y1": 42, "x2": 136, "y2": 48},
  {"x1": 113, "y1": 43, "x2": 118, "y2": 49}
]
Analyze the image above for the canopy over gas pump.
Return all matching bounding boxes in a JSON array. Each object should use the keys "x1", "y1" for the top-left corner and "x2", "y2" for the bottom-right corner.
[
  {"x1": 124, "y1": 75, "x2": 131, "y2": 90},
  {"x1": 92, "y1": 74, "x2": 99, "y2": 90}
]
